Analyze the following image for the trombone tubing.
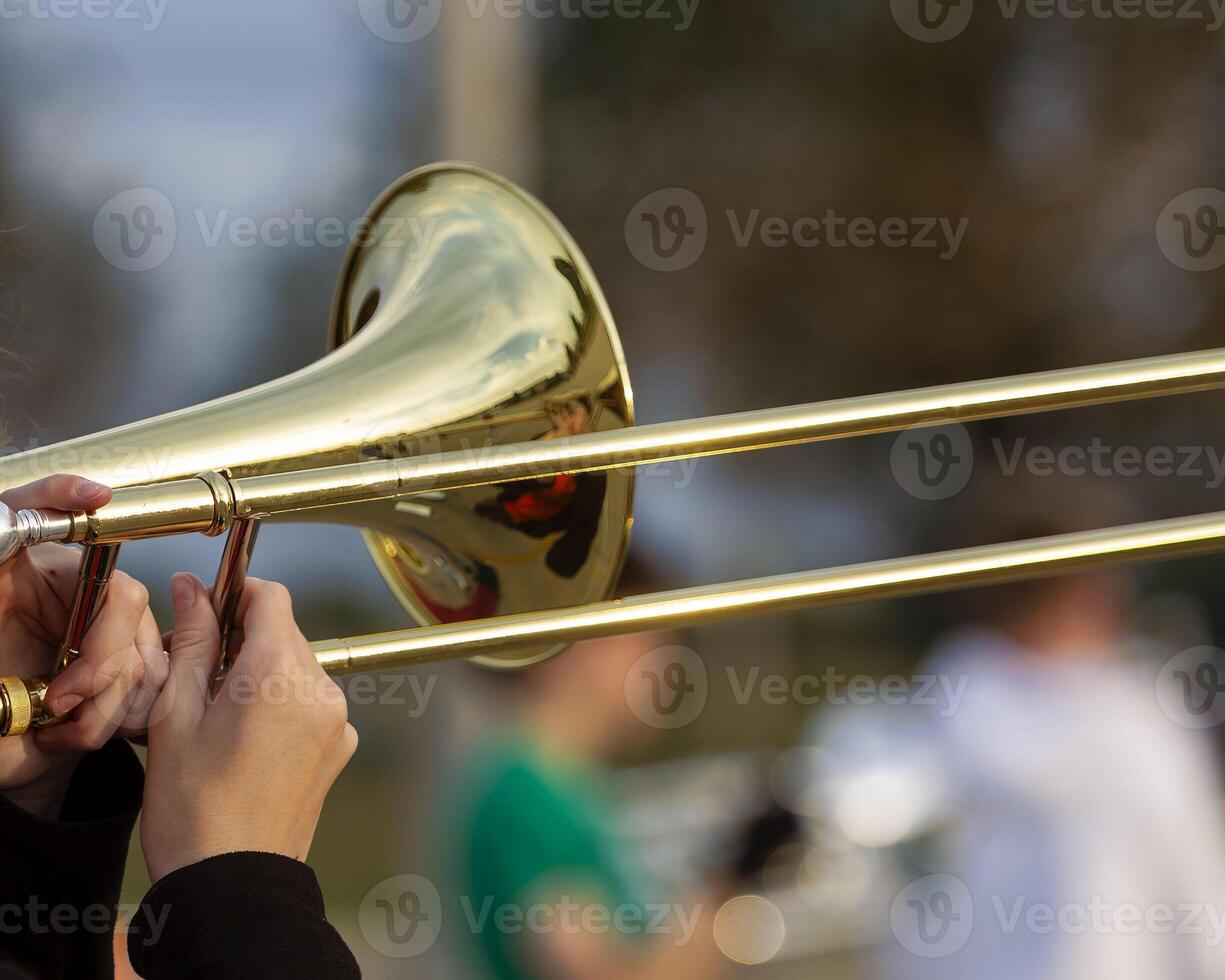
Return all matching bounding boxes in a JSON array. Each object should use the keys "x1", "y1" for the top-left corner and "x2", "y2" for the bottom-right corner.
[
  {"x1": 29, "y1": 346, "x2": 1225, "y2": 546},
  {"x1": 313, "y1": 509, "x2": 1225, "y2": 672},
  {"x1": 236, "y1": 346, "x2": 1225, "y2": 517}
]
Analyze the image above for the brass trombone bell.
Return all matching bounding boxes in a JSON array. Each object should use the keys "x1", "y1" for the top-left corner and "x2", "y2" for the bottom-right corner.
[
  {"x1": 0, "y1": 163, "x2": 637, "y2": 675},
  {"x1": 4, "y1": 163, "x2": 1225, "y2": 733}
]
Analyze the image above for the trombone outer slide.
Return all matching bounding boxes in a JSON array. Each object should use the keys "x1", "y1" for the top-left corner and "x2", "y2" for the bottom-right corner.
[{"x1": 13, "y1": 344, "x2": 1225, "y2": 548}]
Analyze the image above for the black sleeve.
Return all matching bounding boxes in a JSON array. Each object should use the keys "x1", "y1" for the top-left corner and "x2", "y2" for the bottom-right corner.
[
  {"x1": 127, "y1": 851, "x2": 360, "y2": 979},
  {"x1": 0, "y1": 739, "x2": 144, "y2": 980}
]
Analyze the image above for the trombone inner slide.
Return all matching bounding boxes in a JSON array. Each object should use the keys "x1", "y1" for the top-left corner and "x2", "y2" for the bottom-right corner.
[{"x1": 314, "y1": 509, "x2": 1225, "y2": 671}]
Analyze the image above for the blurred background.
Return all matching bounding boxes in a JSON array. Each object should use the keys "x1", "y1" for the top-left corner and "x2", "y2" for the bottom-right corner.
[{"x1": 6, "y1": 1, "x2": 1225, "y2": 977}]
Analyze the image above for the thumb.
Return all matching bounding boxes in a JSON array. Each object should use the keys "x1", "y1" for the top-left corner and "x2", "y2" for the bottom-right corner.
[
  {"x1": 0, "y1": 473, "x2": 112, "y2": 513},
  {"x1": 158, "y1": 572, "x2": 219, "y2": 733}
]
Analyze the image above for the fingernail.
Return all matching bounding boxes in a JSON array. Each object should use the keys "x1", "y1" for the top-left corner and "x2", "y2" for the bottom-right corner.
[
  {"x1": 51, "y1": 694, "x2": 83, "y2": 717},
  {"x1": 77, "y1": 479, "x2": 108, "y2": 501},
  {"x1": 171, "y1": 573, "x2": 196, "y2": 612}
]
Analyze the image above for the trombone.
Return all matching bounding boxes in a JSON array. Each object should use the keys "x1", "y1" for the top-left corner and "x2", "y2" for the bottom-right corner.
[{"x1": 3, "y1": 163, "x2": 1225, "y2": 734}]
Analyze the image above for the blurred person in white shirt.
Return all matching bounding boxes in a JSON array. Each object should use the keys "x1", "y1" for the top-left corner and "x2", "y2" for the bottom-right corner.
[{"x1": 825, "y1": 482, "x2": 1225, "y2": 980}]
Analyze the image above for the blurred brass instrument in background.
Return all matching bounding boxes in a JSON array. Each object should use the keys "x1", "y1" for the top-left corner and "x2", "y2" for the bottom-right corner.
[{"x1": 4, "y1": 162, "x2": 1225, "y2": 734}]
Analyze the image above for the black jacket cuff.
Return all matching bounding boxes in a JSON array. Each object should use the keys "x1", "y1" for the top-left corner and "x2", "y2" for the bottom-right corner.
[
  {"x1": 0, "y1": 740, "x2": 144, "y2": 979},
  {"x1": 128, "y1": 851, "x2": 359, "y2": 979}
]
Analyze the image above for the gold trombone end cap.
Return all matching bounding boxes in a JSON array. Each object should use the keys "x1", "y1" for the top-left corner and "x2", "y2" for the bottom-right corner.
[{"x1": 0, "y1": 676, "x2": 33, "y2": 737}]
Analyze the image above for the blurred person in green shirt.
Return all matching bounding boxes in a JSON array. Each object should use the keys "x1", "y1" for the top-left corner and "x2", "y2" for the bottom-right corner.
[{"x1": 437, "y1": 560, "x2": 786, "y2": 980}]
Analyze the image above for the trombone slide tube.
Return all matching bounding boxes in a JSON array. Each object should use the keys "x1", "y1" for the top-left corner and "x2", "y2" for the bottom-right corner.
[
  {"x1": 313, "y1": 509, "x2": 1225, "y2": 672},
  {"x1": 235, "y1": 346, "x2": 1225, "y2": 517}
]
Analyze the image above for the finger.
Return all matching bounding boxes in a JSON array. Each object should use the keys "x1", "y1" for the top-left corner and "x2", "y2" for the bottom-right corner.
[
  {"x1": 1, "y1": 474, "x2": 111, "y2": 513},
  {"x1": 160, "y1": 572, "x2": 220, "y2": 732},
  {"x1": 43, "y1": 572, "x2": 149, "y2": 716},
  {"x1": 116, "y1": 606, "x2": 169, "y2": 737},
  {"x1": 38, "y1": 650, "x2": 143, "y2": 753},
  {"x1": 230, "y1": 579, "x2": 312, "y2": 671}
]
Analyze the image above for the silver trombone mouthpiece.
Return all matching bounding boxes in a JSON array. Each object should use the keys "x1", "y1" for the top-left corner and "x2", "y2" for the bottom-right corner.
[{"x1": 0, "y1": 504, "x2": 74, "y2": 564}]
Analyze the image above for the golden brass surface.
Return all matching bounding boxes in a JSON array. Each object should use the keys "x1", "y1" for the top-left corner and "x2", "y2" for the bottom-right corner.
[{"x1": 53, "y1": 543, "x2": 122, "y2": 674}]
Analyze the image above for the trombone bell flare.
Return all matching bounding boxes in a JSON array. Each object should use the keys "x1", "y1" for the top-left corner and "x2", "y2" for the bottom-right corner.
[{"x1": 0, "y1": 164, "x2": 637, "y2": 670}]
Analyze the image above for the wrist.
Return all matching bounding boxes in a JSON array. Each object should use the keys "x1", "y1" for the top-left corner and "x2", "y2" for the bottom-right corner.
[{"x1": 145, "y1": 821, "x2": 309, "y2": 885}]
